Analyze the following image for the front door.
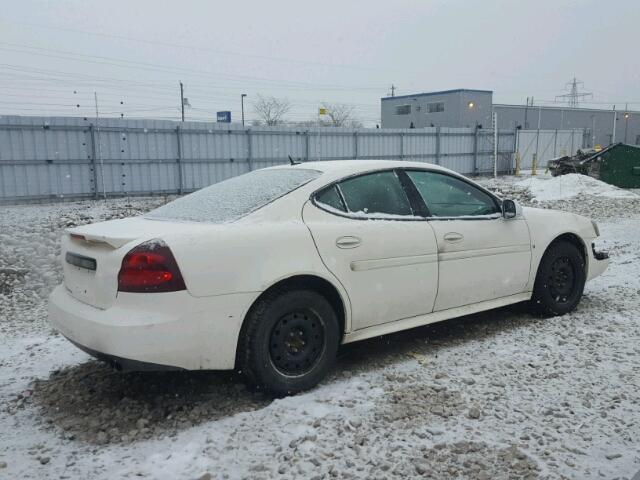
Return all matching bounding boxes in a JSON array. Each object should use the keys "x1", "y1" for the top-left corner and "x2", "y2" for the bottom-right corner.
[
  {"x1": 403, "y1": 169, "x2": 532, "y2": 311},
  {"x1": 302, "y1": 170, "x2": 439, "y2": 331}
]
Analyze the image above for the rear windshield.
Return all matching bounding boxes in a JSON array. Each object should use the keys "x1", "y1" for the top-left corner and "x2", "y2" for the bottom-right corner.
[{"x1": 146, "y1": 168, "x2": 320, "y2": 223}]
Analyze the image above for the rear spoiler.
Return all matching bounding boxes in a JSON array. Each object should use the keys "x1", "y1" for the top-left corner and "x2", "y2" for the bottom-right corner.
[{"x1": 66, "y1": 230, "x2": 133, "y2": 249}]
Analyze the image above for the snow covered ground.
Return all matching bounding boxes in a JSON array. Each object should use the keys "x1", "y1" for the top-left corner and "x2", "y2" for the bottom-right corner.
[{"x1": 1, "y1": 175, "x2": 639, "y2": 479}]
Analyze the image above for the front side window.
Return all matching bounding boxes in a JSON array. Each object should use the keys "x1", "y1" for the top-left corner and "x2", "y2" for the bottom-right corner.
[
  {"x1": 337, "y1": 171, "x2": 412, "y2": 217},
  {"x1": 406, "y1": 170, "x2": 500, "y2": 217}
]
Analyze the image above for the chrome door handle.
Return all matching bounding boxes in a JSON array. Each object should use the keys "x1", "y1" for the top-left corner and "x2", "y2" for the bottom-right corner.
[
  {"x1": 443, "y1": 232, "x2": 464, "y2": 243},
  {"x1": 336, "y1": 236, "x2": 362, "y2": 249}
]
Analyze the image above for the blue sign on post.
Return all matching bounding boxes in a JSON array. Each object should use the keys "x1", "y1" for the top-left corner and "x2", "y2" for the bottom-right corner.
[{"x1": 217, "y1": 111, "x2": 231, "y2": 123}]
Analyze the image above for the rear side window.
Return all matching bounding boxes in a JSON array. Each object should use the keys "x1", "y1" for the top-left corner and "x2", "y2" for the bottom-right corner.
[
  {"x1": 315, "y1": 185, "x2": 346, "y2": 212},
  {"x1": 338, "y1": 171, "x2": 412, "y2": 216},
  {"x1": 406, "y1": 170, "x2": 500, "y2": 217},
  {"x1": 146, "y1": 168, "x2": 320, "y2": 223}
]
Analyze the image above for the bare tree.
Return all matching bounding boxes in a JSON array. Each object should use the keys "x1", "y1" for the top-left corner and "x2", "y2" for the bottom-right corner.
[
  {"x1": 253, "y1": 95, "x2": 291, "y2": 126},
  {"x1": 321, "y1": 103, "x2": 360, "y2": 127}
]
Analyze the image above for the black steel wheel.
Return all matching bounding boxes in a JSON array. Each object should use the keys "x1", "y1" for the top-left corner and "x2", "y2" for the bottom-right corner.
[
  {"x1": 547, "y1": 256, "x2": 576, "y2": 304},
  {"x1": 238, "y1": 287, "x2": 340, "y2": 396},
  {"x1": 531, "y1": 240, "x2": 586, "y2": 316},
  {"x1": 269, "y1": 309, "x2": 325, "y2": 376}
]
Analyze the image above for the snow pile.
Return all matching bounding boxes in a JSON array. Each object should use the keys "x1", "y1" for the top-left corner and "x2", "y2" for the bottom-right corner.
[{"x1": 516, "y1": 173, "x2": 638, "y2": 201}]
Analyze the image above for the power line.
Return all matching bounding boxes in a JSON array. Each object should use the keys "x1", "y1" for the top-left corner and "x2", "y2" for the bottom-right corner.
[
  {"x1": 7, "y1": 20, "x2": 385, "y2": 73},
  {"x1": 0, "y1": 43, "x2": 386, "y2": 91}
]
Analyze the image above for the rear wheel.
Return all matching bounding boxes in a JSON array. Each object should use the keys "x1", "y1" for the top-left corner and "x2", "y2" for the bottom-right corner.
[
  {"x1": 530, "y1": 241, "x2": 586, "y2": 316},
  {"x1": 238, "y1": 288, "x2": 339, "y2": 396}
]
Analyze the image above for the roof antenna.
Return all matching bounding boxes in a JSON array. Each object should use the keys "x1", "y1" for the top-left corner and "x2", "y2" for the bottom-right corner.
[{"x1": 288, "y1": 155, "x2": 300, "y2": 165}]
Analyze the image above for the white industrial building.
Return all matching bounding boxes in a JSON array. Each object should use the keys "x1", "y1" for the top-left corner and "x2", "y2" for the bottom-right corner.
[{"x1": 381, "y1": 89, "x2": 639, "y2": 148}]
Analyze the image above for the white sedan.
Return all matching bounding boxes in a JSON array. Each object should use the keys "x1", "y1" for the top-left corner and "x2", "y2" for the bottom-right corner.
[{"x1": 49, "y1": 160, "x2": 609, "y2": 395}]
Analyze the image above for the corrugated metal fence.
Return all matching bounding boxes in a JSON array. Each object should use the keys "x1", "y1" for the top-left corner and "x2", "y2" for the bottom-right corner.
[
  {"x1": 516, "y1": 129, "x2": 585, "y2": 170},
  {"x1": 0, "y1": 115, "x2": 518, "y2": 204}
]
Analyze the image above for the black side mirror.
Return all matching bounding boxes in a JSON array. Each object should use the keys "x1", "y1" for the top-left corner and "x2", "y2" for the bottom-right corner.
[{"x1": 502, "y1": 199, "x2": 517, "y2": 219}]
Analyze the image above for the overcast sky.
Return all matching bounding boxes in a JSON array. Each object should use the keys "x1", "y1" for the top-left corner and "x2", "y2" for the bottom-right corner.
[{"x1": 1, "y1": 0, "x2": 638, "y2": 126}]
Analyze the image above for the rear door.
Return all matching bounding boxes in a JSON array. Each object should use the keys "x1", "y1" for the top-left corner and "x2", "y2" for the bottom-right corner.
[
  {"x1": 302, "y1": 169, "x2": 439, "y2": 331},
  {"x1": 404, "y1": 169, "x2": 531, "y2": 311}
]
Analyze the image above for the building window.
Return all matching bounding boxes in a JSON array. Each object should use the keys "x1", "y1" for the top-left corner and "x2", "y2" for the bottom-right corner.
[
  {"x1": 394, "y1": 105, "x2": 411, "y2": 115},
  {"x1": 427, "y1": 102, "x2": 445, "y2": 113}
]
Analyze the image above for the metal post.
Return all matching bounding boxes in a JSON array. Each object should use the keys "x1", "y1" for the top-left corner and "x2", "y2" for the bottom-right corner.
[
  {"x1": 612, "y1": 107, "x2": 617, "y2": 144},
  {"x1": 176, "y1": 126, "x2": 183, "y2": 195},
  {"x1": 305, "y1": 130, "x2": 310, "y2": 161},
  {"x1": 512, "y1": 127, "x2": 519, "y2": 175},
  {"x1": 534, "y1": 106, "x2": 541, "y2": 164},
  {"x1": 493, "y1": 112, "x2": 498, "y2": 178},
  {"x1": 88, "y1": 125, "x2": 99, "y2": 199},
  {"x1": 94, "y1": 91, "x2": 106, "y2": 200},
  {"x1": 472, "y1": 126, "x2": 478, "y2": 173},
  {"x1": 399, "y1": 132, "x2": 404, "y2": 159},
  {"x1": 353, "y1": 131, "x2": 358, "y2": 159},
  {"x1": 553, "y1": 129, "x2": 558, "y2": 157},
  {"x1": 624, "y1": 104, "x2": 629, "y2": 144},
  {"x1": 180, "y1": 82, "x2": 185, "y2": 122},
  {"x1": 570, "y1": 129, "x2": 575, "y2": 155},
  {"x1": 435, "y1": 127, "x2": 441, "y2": 165},
  {"x1": 246, "y1": 129, "x2": 253, "y2": 171},
  {"x1": 591, "y1": 115, "x2": 596, "y2": 148},
  {"x1": 241, "y1": 94, "x2": 247, "y2": 126}
]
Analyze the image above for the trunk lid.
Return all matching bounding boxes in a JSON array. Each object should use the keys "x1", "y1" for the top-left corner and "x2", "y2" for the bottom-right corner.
[{"x1": 62, "y1": 217, "x2": 211, "y2": 308}]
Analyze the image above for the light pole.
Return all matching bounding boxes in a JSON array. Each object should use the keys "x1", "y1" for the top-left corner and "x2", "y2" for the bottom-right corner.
[
  {"x1": 624, "y1": 111, "x2": 630, "y2": 144},
  {"x1": 241, "y1": 94, "x2": 247, "y2": 126}
]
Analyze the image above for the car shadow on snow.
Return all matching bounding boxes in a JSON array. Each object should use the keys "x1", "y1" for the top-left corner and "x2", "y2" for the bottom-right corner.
[
  {"x1": 29, "y1": 363, "x2": 271, "y2": 445},
  {"x1": 29, "y1": 298, "x2": 595, "y2": 446},
  {"x1": 332, "y1": 301, "x2": 537, "y2": 378}
]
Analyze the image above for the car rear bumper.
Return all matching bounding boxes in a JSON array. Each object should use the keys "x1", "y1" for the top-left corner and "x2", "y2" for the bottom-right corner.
[
  {"x1": 48, "y1": 285, "x2": 259, "y2": 370},
  {"x1": 65, "y1": 337, "x2": 184, "y2": 372}
]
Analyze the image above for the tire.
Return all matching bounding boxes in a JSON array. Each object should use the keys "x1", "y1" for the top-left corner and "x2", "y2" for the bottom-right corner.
[
  {"x1": 237, "y1": 287, "x2": 340, "y2": 396},
  {"x1": 530, "y1": 240, "x2": 586, "y2": 317}
]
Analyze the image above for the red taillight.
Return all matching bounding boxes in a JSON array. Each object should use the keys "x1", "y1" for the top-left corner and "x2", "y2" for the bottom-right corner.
[{"x1": 118, "y1": 240, "x2": 186, "y2": 293}]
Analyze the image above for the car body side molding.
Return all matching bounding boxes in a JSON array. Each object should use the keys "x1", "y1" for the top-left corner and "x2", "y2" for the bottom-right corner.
[{"x1": 342, "y1": 292, "x2": 532, "y2": 344}]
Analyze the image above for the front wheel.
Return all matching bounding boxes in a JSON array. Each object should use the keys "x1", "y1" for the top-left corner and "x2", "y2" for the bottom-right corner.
[
  {"x1": 530, "y1": 241, "x2": 586, "y2": 316},
  {"x1": 237, "y1": 288, "x2": 340, "y2": 396}
]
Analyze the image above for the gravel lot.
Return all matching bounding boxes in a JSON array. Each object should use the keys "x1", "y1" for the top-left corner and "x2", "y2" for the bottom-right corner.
[{"x1": 1, "y1": 175, "x2": 639, "y2": 479}]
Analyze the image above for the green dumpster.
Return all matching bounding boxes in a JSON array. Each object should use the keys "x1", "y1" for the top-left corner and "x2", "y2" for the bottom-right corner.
[{"x1": 586, "y1": 144, "x2": 640, "y2": 188}]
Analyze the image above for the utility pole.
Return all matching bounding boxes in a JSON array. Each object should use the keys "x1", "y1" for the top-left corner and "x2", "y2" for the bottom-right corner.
[
  {"x1": 94, "y1": 91, "x2": 106, "y2": 200},
  {"x1": 180, "y1": 81, "x2": 185, "y2": 122},
  {"x1": 389, "y1": 84, "x2": 396, "y2": 97},
  {"x1": 241, "y1": 93, "x2": 247, "y2": 126}
]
